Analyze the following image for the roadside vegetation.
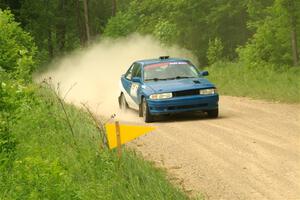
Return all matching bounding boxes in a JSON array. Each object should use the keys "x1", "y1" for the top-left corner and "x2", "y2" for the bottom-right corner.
[
  {"x1": 206, "y1": 62, "x2": 300, "y2": 103},
  {"x1": 0, "y1": 83, "x2": 188, "y2": 199},
  {"x1": 0, "y1": 10, "x2": 188, "y2": 199}
]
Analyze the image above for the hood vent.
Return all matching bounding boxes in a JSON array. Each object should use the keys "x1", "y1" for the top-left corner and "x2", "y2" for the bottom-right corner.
[{"x1": 193, "y1": 80, "x2": 201, "y2": 84}]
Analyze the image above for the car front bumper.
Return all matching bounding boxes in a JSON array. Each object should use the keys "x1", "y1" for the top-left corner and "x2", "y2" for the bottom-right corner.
[{"x1": 147, "y1": 94, "x2": 219, "y2": 115}]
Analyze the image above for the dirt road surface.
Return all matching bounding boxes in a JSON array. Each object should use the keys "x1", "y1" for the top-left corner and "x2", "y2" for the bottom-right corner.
[{"x1": 128, "y1": 96, "x2": 300, "y2": 200}]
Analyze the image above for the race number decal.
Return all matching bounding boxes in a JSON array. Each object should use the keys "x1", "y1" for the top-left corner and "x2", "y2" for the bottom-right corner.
[{"x1": 130, "y1": 83, "x2": 139, "y2": 97}]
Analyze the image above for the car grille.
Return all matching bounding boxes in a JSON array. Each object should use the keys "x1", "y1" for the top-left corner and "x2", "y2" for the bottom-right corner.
[
  {"x1": 173, "y1": 89, "x2": 200, "y2": 97},
  {"x1": 151, "y1": 103, "x2": 208, "y2": 111},
  {"x1": 167, "y1": 104, "x2": 208, "y2": 110}
]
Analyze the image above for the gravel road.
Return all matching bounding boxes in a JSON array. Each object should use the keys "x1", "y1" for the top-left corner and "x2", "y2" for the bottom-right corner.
[{"x1": 129, "y1": 96, "x2": 300, "y2": 200}]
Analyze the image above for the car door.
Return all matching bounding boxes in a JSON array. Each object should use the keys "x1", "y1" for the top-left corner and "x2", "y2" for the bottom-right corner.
[
  {"x1": 121, "y1": 63, "x2": 140, "y2": 109},
  {"x1": 130, "y1": 63, "x2": 142, "y2": 104}
]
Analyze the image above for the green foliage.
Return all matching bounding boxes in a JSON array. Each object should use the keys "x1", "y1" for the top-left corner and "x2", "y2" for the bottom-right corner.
[
  {"x1": 0, "y1": 81, "x2": 16, "y2": 170},
  {"x1": 0, "y1": 11, "x2": 37, "y2": 168},
  {"x1": 18, "y1": 0, "x2": 80, "y2": 63},
  {"x1": 17, "y1": 0, "x2": 117, "y2": 63},
  {"x1": 104, "y1": 12, "x2": 137, "y2": 38},
  {"x1": 2, "y1": 0, "x2": 299, "y2": 69},
  {"x1": 239, "y1": 0, "x2": 300, "y2": 67},
  {"x1": 104, "y1": 0, "x2": 299, "y2": 68},
  {"x1": 0, "y1": 9, "x2": 37, "y2": 80},
  {"x1": 0, "y1": 84, "x2": 188, "y2": 199},
  {"x1": 206, "y1": 62, "x2": 300, "y2": 103},
  {"x1": 104, "y1": 0, "x2": 250, "y2": 65},
  {"x1": 0, "y1": 71, "x2": 36, "y2": 170},
  {"x1": 0, "y1": 0, "x2": 119, "y2": 66},
  {"x1": 153, "y1": 20, "x2": 178, "y2": 45},
  {"x1": 207, "y1": 38, "x2": 224, "y2": 65},
  {"x1": 7, "y1": 157, "x2": 76, "y2": 199}
]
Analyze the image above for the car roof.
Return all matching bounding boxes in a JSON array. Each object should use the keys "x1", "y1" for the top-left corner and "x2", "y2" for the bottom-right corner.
[{"x1": 135, "y1": 58, "x2": 190, "y2": 66}]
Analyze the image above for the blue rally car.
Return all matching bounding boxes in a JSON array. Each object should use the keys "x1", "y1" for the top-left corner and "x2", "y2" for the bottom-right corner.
[{"x1": 118, "y1": 56, "x2": 219, "y2": 122}]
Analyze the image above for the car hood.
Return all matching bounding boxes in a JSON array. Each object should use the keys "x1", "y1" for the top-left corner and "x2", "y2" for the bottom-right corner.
[{"x1": 144, "y1": 78, "x2": 215, "y2": 93}]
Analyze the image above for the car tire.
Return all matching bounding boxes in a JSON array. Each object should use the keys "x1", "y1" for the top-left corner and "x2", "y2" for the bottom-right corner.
[
  {"x1": 141, "y1": 98, "x2": 154, "y2": 123},
  {"x1": 119, "y1": 93, "x2": 128, "y2": 111},
  {"x1": 138, "y1": 103, "x2": 143, "y2": 117},
  {"x1": 207, "y1": 109, "x2": 219, "y2": 118}
]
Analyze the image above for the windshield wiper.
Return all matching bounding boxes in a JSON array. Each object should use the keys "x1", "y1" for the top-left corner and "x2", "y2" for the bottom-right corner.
[
  {"x1": 144, "y1": 78, "x2": 168, "y2": 81},
  {"x1": 172, "y1": 76, "x2": 197, "y2": 79},
  {"x1": 145, "y1": 76, "x2": 196, "y2": 81}
]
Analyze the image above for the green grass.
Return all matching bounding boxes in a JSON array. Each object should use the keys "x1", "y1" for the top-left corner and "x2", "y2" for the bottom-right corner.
[
  {"x1": 205, "y1": 62, "x2": 300, "y2": 103},
  {"x1": 0, "y1": 86, "x2": 189, "y2": 199}
]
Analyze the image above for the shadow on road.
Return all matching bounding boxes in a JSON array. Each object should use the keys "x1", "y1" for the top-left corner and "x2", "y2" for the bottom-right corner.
[
  {"x1": 154, "y1": 112, "x2": 228, "y2": 124},
  {"x1": 116, "y1": 109, "x2": 228, "y2": 124}
]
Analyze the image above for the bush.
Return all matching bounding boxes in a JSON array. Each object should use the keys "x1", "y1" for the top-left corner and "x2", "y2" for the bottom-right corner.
[
  {"x1": 0, "y1": 9, "x2": 37, "y2": 81},
  {"x1": 0, "y1": 74, "x2": 34, "y2": 171}
]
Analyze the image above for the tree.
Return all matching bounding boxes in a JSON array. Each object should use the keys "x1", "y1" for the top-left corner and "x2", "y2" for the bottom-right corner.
[
  {"x1": 238, "y1": 0, "x2": 300, "y2": 67},
  {"x1": 19, "y1": 0, "x2": 80, "y2": 61},
  {"x1": 104, "y1": 0, "x2": 250, "y2": 65},
  {"x1": 2, "y1": 0, "x2": 114, "y2": 64}
]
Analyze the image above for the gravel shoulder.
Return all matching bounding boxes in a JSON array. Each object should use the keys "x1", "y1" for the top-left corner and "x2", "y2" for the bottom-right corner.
[{"x1": 129, "y1": 96, "x2": 300, "y2": 200}]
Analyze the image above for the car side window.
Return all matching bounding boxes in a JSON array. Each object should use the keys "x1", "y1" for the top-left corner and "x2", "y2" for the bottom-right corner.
[
  {"x1": 125, "y1": 64, "x2": 134, "y2": 80},
  {"x1": 132, "y1": 63, "x2": 141, "y2": 78}
]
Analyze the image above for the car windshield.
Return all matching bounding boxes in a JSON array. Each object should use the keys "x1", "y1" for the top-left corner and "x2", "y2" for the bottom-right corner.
[{"x1": 143, "y1": 62, "x2": 199, "y2": 81}]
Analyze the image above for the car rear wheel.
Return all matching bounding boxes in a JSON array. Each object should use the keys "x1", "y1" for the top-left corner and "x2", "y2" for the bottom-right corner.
[
  {"x1": 141, "y1": 98, "x2": 154, "y2": 123},
  {"x1": 207, "y1": 109, "x2": 219, "y2": 118},
  {"x1": 119, "y1": 93, "x2": 128, "y2": 111}
]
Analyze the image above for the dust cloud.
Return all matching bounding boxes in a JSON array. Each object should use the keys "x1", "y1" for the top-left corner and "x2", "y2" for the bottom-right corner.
[{"x1": 37, "y1": 34, "x2": 196, "y2": 122}]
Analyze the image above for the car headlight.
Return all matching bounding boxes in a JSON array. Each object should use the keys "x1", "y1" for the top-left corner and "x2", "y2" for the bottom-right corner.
[
  {"x1": 199, "y1": 88, "x2": 217, "y2": 95},
  {"x1": 150, "y1": 93, "x2": 173, "y2": 100}
]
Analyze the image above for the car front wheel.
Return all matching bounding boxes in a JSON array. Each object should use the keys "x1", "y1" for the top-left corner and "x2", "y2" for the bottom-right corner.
[
  {"x1": 141, "y1": 98, "x2": 154, "y2": 123},
  {"x1": 207, "y1": 109, "x2": 219, "y2": 118}
]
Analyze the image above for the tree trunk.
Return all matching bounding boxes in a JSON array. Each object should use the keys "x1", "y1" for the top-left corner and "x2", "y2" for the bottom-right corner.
[
  {"x1": 83, "y1": 0, "x2": 90, "y2": 43},
  {"x1": 57, "y1": 0, "x2": 66, "y2": 51},
  {"x1": 291, "y1": 16, "x2": 299, "y2": 66},
  {"x1": 47, "y1": 29, "x2": 53, "y2": 58},
  {"x1": 75, "y1": 0, "x2": 86, "y2": 46},
  {"x1": 112, "y1": 0, "x2": 117, "y2": 16},
  {"x1": 286, "y1": 0, "x2": 299, "y2": 66},
  {"x1": 45, "y1": 0, "x2": 53, "y2": 58}
]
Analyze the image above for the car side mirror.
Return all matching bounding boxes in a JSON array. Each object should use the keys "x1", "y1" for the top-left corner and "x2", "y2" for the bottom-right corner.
[
  {"x1": 132, "y1": 77, "x2": 142, "y2": 83},
  {"x1": 199, "y1": 71, "x2": 209, "y2": 76}
]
